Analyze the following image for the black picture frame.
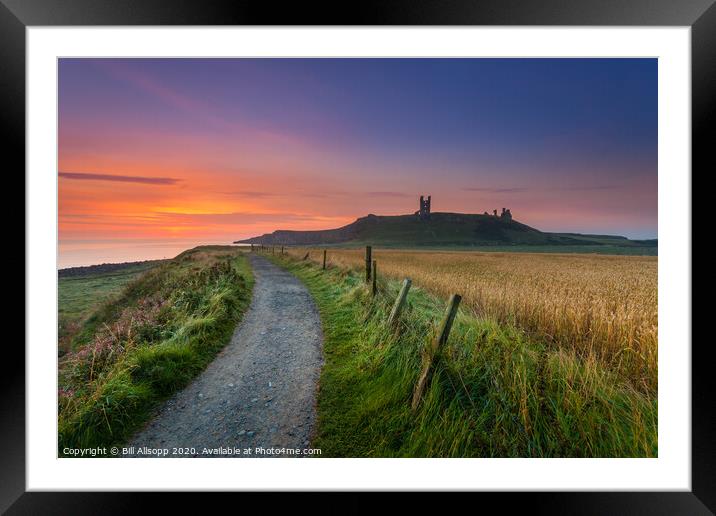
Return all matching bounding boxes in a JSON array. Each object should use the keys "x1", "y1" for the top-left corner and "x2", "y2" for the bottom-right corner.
[{"x1": 4, "y1": 0, "x2": 710, "y2": 512}]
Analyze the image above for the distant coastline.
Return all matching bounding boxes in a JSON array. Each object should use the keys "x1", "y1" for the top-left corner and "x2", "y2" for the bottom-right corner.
[{"x1": 58, "y1": 259, "x2": 167, "y2": 278}]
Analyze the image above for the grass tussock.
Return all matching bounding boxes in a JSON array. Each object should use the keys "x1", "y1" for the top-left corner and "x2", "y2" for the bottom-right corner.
[
  {"x1": 58, "y1": 262, "x2": 159, "y2": 354},
  {"x1": 58, "y1": 247, "x2": 253, "y2": 453},
  {"x1": 285, "y1": 247, "x2": 657, "y2": 392},
  {"x1": 269, "y1": 252, "x2": 656, "y2": 457}
]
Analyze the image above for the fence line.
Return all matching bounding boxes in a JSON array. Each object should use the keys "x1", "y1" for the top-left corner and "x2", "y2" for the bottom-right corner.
[{"x1": 271, "y1": 245, "x2": 462, "y2": 412}]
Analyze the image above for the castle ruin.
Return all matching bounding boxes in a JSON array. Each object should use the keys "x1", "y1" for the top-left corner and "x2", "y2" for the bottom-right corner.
[
  {"x1": 414, "y1": 195, "x2": 512, "y2": 222},
  {"x1": 483, "y1": 207, "x2": 513, "y2": 221},
  {"x1": 416, "y1": 195, "x2": 431, "y2": 220}
]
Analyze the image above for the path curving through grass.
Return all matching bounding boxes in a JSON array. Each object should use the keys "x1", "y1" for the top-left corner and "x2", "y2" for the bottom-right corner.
[{"x1": 124, "y1": 254, "x2": 324, "y2": 457}]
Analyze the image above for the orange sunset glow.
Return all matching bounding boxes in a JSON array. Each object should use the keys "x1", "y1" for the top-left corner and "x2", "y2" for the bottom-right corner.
[{"x1": 59, "y1": 58, "x2": 657, "y2": 267}]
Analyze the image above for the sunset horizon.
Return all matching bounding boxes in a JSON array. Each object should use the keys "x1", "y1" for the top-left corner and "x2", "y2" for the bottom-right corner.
[{"x1": 59, "y1": 58, "x2": 657, "y2": 267}]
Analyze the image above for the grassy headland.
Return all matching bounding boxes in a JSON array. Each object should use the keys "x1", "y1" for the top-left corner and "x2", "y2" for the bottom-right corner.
[
  {"x1": 268, "y1": 252, "x2": 657, "y2": 457},
  {"x1": 58, "y1": 246, "x2": 253, "y2": 453},
  {"x1": 59, "y1": 260, "x2": 164, "y2": 354},
  {"x1": 238, "y1": 212, "x2": 657, "y2": 256}
]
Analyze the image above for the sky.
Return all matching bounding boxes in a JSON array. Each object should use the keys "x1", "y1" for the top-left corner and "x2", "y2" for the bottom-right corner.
[{"x1": 58, "y1": 58, "x2": 657, "y2": 267}]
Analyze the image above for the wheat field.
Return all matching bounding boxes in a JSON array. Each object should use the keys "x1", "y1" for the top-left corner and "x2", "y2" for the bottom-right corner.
[{"x1": 287, "y1": 248, "x2": 657, "y2": 391}]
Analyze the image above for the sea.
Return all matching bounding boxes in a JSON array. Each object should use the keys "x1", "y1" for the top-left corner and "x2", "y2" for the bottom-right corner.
[{"x1": 58, "y1": 238, "x2": 250, "y2": 269}]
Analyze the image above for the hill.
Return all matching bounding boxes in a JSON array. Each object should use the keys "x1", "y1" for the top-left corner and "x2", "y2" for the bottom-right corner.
[{"x1": 235, "y1": 212, "x2": 657, "y2": 252}]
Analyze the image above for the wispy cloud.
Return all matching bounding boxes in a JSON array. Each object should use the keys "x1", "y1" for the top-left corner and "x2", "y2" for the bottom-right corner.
[
  {"x1": 365, "y1": 191, "x2": 411, "y2": 198},
  {"x1": 59, "y1": 172, "x2": 180, "y2": 186},
  {"x1": 222, "y1": 190, "x2": 338, "y2": 199},
  {"x1": 95, "y1": 60, "x2": 222, "y2": 126},
  {"x1": 557, "y1": 185, "x2": 618, "y2": 191},
  {"x1": 151, "y1": 210, "x2": 344, "y2": 225},
  {"x1": 464, "y1": 185, "x2": 618, "y2": 193},
  {"x1": 464, "y1": 187, "x2": 528, "y2": 193},
  {"x1": 224, "y1": 191, "x2": 279, "y2": 198}
]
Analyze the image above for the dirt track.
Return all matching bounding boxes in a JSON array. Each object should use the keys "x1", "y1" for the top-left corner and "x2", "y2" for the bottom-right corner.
[{"x1": 125, "y1": 254, "x2": 323, "y2": 458}]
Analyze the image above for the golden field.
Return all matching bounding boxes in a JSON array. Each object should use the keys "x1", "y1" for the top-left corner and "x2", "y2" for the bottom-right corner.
[{"x1": 288, "y1": 248, "x2": 657, "y2": 391}]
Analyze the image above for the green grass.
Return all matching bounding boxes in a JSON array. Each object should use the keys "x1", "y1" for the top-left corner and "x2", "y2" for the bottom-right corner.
[
  {"x1": 57, "y1": 246, "x2": 254, "y2": 454},
  {"x1": 58, "y1": 262, "x2": 161, "y2": 351},
  {"x1": 269, "y1": 253, "x2": 657, "y2": 457}
]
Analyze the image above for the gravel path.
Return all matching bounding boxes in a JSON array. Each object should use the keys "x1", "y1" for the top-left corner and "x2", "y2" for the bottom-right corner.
[{"x1": 124, "y1": 254, "x2": 323, "y2": 458}]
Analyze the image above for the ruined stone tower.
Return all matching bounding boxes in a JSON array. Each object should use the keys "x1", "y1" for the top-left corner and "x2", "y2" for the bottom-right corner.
[
  {"x1": 488, "y1": 207, "x2": 513, "y2": 221},
  {"x1": 417, "y1": 195, "x2": 431, "y2": 220}
]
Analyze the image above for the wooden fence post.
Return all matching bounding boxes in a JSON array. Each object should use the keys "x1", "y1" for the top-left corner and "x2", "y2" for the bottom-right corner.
[
  {"x1": 281, "y1": 246, "x2": 284, "y2": 255},
  {"x1": 411, "y1": 294, "x2": 462, "y2": 411},
  {"x1": 388, "y1": 278, "x2": 412, "y2": 326},
  {"x1": 372, "y1": 260, "x2": 377, "y2": 296},
  {"x1": 365, "y1": 246, "x2": 372, "y2": 283},
  {"x1": 323, "y1": 249, "x2": 327, "y2": 270}
]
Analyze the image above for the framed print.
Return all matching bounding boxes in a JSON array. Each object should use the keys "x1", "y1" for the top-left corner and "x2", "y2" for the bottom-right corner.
[{"x1": 5, "y1": 0, "x2": 712, "y2": 512}]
